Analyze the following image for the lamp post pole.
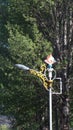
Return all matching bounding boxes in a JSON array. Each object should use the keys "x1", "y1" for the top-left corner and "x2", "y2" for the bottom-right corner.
[
  {"x1": 48, "y1": 69, "x2": 53, "y2": 130},
  {"x1": 49, "y1": 83, "x2": 52, "y2": 130},
  {"x1": 45, "y1": 67, "x2": 55, "y2": 130},
  {"x1": 44, "y1": 54, "x2": 56, "y2": 130}
]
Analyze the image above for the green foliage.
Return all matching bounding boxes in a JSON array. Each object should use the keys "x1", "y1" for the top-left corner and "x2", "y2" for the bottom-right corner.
[
  {"x1": 0, "y1": 0, "x2": 52, "y2": 129},
  {"x1": 0, "y1": 125, "x2": 8, "y2": 130},
  {"x1": 0, "y1": 0, "x2": 73, "y2": 129},
  {"x1": 6, "y1": 22, "x2": 52, "y2": 68},
  {"x1": 0, "y1": 125, "x2": 16, "y2": 130}
]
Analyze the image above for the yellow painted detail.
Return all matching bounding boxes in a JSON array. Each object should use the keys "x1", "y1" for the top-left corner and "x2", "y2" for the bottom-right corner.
[
  {"x1": 29, "y1": 67, "x2": 53, "y2": 90},
  {"x1": 40, "y1": 64, "x2": 46, "y2": 73}
]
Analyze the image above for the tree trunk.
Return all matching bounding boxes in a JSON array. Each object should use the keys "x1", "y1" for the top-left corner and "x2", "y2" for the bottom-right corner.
[
  {"x1": 55, "y1": 107, "x2": 59, "y2": 130},
  {"x1": 61, "y1": 74, "x2": 69, "y2": 130},
  {"x1": 54, "y1": 1, "x2": 73, "y2": 129}
]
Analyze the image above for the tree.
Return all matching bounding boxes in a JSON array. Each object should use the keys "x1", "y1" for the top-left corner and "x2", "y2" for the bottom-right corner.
[
  {"x1": 0, "y1": 0, "x2": 53, "y2": 129},
  {"x1": 34, "y1": 0, "x2": 73, "y2": 129},
  {"x1": 0, "y1": 0, "x2": 73, "y2": 130}
]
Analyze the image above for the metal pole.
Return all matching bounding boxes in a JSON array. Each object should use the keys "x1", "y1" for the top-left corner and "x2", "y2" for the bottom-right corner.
[
  {"x1": 49, "y1": 87, "x2": 52, "y2": 130},
  {"x1": 48, "y1": 69, "x2": 53, "y2": 130}
]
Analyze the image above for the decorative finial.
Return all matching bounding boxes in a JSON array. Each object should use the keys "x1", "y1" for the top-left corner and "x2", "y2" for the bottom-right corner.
[{"x1": 44, "y1": 54, "x2": 56, "y2": 68}]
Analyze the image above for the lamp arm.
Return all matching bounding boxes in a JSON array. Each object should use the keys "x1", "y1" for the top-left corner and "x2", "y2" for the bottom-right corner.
[{"x1": 29, "y1": 69, "x2": 52, "y2": 90}]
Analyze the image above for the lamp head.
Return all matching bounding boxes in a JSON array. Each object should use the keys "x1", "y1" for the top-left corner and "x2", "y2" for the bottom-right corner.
[{"x1": 15, "y1": 64, "x2": 30, "y2": 71}]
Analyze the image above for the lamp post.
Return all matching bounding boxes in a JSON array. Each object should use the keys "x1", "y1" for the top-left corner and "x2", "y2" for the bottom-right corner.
[
  {"x1": 44, "y1": 55, "x2": 56, "y2": 130},
  {"x1": 15, "y1": 54, "x2": 62, "y2": 130}
]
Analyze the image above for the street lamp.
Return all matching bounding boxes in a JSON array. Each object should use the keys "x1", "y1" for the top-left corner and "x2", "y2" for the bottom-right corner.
[{"x1": 15, "y1": 54, "x2": 62, "y2": 130}]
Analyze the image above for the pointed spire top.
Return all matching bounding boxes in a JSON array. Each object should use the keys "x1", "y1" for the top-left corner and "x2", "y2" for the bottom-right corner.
[{"x1": 44, "y1": 54, "x2": 56, "y2": 65}]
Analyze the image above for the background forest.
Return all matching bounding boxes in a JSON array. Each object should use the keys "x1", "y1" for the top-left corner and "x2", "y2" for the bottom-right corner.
[{"x1": 0, "y1": 0, "x2": 73, "y2": 130}]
